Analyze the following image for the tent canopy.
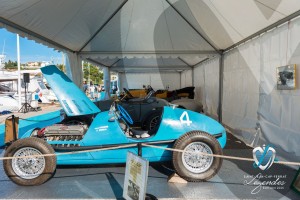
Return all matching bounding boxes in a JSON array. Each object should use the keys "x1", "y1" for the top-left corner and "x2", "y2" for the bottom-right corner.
[{"x1": 1, "y1": 0, "x2": 300, "y2": 72}]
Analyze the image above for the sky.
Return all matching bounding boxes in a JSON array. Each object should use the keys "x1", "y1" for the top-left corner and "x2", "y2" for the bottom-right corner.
[{"x1": 0, "y1": 28, "x2": 63, "y2": 64}]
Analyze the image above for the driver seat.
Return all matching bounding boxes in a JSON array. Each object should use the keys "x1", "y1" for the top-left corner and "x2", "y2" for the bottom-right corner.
[{"x1": 130, "y1": 129, "x2": 150, "y2": 138}]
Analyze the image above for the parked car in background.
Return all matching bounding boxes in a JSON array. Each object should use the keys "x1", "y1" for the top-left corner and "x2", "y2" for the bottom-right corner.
[
  {"x1": 119, "y1": 88, "x2": 169, "y2": 130},
  {"x1": 127, "y1": 85, "x2": 195, "y2": 100}
]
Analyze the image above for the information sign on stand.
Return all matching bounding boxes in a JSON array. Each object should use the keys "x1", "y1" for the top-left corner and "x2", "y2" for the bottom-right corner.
[{"x1": 123, "y1": 152, "x2": 149, "y2": 200}]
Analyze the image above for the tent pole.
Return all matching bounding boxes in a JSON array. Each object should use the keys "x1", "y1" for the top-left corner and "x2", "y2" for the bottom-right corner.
[
  {"x1": 192, "y1": 67, "x2": 194, "y2": 87},
  {"x1": 178, "y1": 57, "x2": 192, "y2": 68},
  {"x1": 218, "y1": 53, "x2": 224, "y2": 123},
  {"x1": 103, "y1": 67, "x2": 111, "y2": 100},
  {"x1": 17, "y1": 34, "x2": 21, "y2": 109},
  {"x1": 110, "y1": 59, "x2": 121, "y2": 67}
]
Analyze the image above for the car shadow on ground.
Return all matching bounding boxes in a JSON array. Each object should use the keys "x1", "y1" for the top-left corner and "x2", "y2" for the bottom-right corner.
[
  {"x1": 150, "y1": 132, "x2": 299, "y2": 199},
  {"x1": 54, "y1": 163, "x2": 168, "y2": 180}
]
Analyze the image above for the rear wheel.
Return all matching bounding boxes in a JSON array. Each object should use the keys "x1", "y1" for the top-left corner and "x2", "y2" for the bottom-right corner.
[
  {"x1": 144, "y1": 111, "x2": 161, "y2": 131},
  {"x1": 3, "y1": 137, "x2": 56, "y2": 186},
  {"x1": 172, "y1": 131, "x2": 222, "y2": 182}
]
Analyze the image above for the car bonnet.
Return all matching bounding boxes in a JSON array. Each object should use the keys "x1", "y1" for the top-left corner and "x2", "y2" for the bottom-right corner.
[{"x1": 41, "y1": 65, "x2": 100, "y2": 116}]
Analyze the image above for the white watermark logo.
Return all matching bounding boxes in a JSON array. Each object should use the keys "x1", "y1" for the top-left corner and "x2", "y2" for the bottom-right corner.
[
  {"x1": 243, "y1": 144, "x2": 286, "y2": 194},
  {"x1": 244, "y1": 173, "x2": 286, "y2": 194},
  {"x1": 253, "y1": 144, "x2": 276, "y2": 170}
]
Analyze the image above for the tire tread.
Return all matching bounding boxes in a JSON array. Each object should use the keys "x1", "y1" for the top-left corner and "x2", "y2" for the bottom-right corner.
[
  {"x1": 3, "y1": 137, "x2": 56, "y2": 186},
  {"x1": 172, "y1": 131, "x2": 223, "y2": 182}
]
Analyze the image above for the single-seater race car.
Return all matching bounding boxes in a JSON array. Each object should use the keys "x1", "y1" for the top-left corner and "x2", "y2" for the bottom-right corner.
[{"x1": 2, "y1": 65, "x2": 226, "y2": 186}]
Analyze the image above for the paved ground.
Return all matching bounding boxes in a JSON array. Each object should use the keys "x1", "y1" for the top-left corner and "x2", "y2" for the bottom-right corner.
[
  {"x1": 0, "y1": 103, "x2": 61, "y2": 124},
  {"x1": 0, "y1": 133, "x2": 299, "y2": 199}
]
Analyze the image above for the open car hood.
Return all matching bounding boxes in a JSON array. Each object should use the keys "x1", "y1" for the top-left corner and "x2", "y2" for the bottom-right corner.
[{"x1": 41, "y1": 65, "x2": 100, "y2": 116}]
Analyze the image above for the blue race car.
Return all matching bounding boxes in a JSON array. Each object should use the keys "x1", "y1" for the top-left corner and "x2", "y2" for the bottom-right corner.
[{"x1": 3, "y1": 65, "x2": 226, "y2": 186}]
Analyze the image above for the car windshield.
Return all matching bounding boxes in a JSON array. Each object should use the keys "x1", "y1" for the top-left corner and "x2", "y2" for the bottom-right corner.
[
  {"x1": 108, "y1": 101, "x2": 131, "y2": 135},
  {"x1": 109, "y1": 101, "x2": 121, "y2": 119}
]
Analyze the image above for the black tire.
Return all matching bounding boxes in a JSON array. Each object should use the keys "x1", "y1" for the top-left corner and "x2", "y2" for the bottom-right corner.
[
  {"x1": 172, "y1": 131, "x2": 222, "y2": 182},
  {"x1": 3, "y1": 137, "x2": 56, "y2": 186},
  {"x1": 144, "y1": 111, "x2": 161, "y2": 131}
]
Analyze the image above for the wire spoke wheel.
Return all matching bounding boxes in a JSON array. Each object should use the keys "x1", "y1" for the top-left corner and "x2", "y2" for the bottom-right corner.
[
  {"x1": 4, "y1": 137, "x2": 56, "y2": 186},
  {"x1": 172, "y1": 131, "x2": 223, "y2": 182},
  {"x1": 149, "y1": 116, "x2": 159, "y2": 130},
  {"x1": 12, "y1": 147, "x2": 46, "y2": 179},
  {"x1": 182, "y1": 142, "x2": 213, "y2": 173},
  {"x1": 144, "y1": 111, "x2": 162, "y2": 131}
]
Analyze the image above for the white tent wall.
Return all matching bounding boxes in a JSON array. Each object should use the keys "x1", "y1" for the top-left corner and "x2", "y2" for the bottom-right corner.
[
  {"x1": 193, "y1": 58, "x2": 220, "y2": 120},
  {"x1": 65, "y1": 52, "x2": 83, "y2": 88},
  {"x1": 222, "y1": 39, "x2": 261, "y2": 145},
  {"x1": 215, "y1": 17, "x2": 300, "y2": 164},
  {"x1": 118, "y1": 72, "x2": 180, "y2": 91},
  {"x1": 257, "y1": 18, "x2": 300, "y2": 164},
  {"x1": 193, "y1": 64, "x2": 205, "y2": 108},
  {"x1": 180, "y1": 70, "x2": 192, "y2": 88}
]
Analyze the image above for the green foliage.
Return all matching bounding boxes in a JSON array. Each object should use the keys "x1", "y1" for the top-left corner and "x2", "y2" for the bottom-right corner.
[
  {"x1": 4, "y1": 60, "x2": 17, "y2": 69},
  {"x1": 57, "y1": 64, "x2": 65, "y2": 72},
  {"x1": 83, "y1": 63, "x2": 103, "y2": 84}
]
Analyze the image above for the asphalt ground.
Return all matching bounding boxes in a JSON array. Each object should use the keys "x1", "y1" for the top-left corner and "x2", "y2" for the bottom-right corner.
[
  {"x1": 0, "y1": 133, "x2": 299, "y2": 199},
  {"x1": 0, "y1": 103, "x2": 61, "y2": 124}
]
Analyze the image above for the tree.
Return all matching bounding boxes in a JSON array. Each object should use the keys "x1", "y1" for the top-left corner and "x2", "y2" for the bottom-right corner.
[
  {"x1": 57, "y1": 64, "x2": 65, "y2": 72},
  {"x1": 83, "y1": 63, "x2": 103, "y2": 84},
  {"x1": 4, "y1": 60, "x2": 17, "y2": 69}
]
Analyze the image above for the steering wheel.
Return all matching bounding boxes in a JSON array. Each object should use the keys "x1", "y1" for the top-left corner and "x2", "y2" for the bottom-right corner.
[
  {"x1": 117, "y1": 104, "x2": 134, "y2": 125},
  {"x1": 144, "y1": 89, "x2": 155, "y2": 100},
  {"x1": 146, "y1": 85, "x2": 154, "y2": 93},
  {"x1": 123, "y1": 88, "x2": 134, "y2": 98}
]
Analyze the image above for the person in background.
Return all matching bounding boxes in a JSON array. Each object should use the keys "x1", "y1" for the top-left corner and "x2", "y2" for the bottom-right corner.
[
  {"x1": 83, "y1": 81, "x2": 88, "y2": 94},
  {"x1": 111, "y1": 85, "x2": 117, "y2": 94},
  {"x1": 97, "y1": 85, "x2": 102, "y2": 99},
  {"x1": 90, "y1": 81, "x2": 95, "y2": 99}
]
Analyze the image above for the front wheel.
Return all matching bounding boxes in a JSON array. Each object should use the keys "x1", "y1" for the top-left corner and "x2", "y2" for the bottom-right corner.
[
  {"x1": 172, "y1": 131, "x2": 223, "y2": 182},
  {"x1": 3, "y1": 137, "x2": 56, "y2": 186}
]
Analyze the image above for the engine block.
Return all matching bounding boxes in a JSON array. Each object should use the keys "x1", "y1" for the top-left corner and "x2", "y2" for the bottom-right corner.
[{"x1": 43, "y1": 124, "x2": 88, "y2": 142}]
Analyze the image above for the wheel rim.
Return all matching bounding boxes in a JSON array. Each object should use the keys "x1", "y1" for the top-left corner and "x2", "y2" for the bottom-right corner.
[
  {"x1": 149, "y1": 116, "x2": 159, "y2": 130},
  {"x1": 12, "y1": 147, "x2": 45, "y2": 179},
  {"x1": 182, "y1": 142, "x2": 213, "y2": 173}
]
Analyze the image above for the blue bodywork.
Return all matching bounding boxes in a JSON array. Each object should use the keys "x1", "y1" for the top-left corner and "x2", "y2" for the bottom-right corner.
[
  {"x1": 0, "y1": 110, "x2": 64, "y2": 147},
  {"x1": 41, "y1": 66, "x2": 100, "y2": 116},
  {"x1": 20, "y1": 65, "x2": 226, "y2": 165}
]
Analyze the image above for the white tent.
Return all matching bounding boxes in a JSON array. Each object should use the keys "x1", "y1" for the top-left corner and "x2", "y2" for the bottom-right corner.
[
  {"x1": 2, "y1": 0, "x2": 299, "y2": 73},
  {"x1": 1, "y1": 0, "x2": 300, "y2": 164}
]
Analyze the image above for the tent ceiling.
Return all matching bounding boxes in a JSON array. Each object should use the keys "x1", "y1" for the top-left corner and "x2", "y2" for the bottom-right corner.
[
  {"x1": 1, "y1": 0, "x2": 300, "y2": 72},
  {"x1": 168, "y1": 0, "x2": 300, "y2": 50},
  {"x1": 86, "y1": 55, "x2": 210, "y2": 71}
]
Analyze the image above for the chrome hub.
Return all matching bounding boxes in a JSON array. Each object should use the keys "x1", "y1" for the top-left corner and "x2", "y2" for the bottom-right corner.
[
  {"x1": 12, "y1": 147, "x2": 45, "y2": 179},
  {"x1": 182, "y1": 142, "x2": 213, "y2": 173}
]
